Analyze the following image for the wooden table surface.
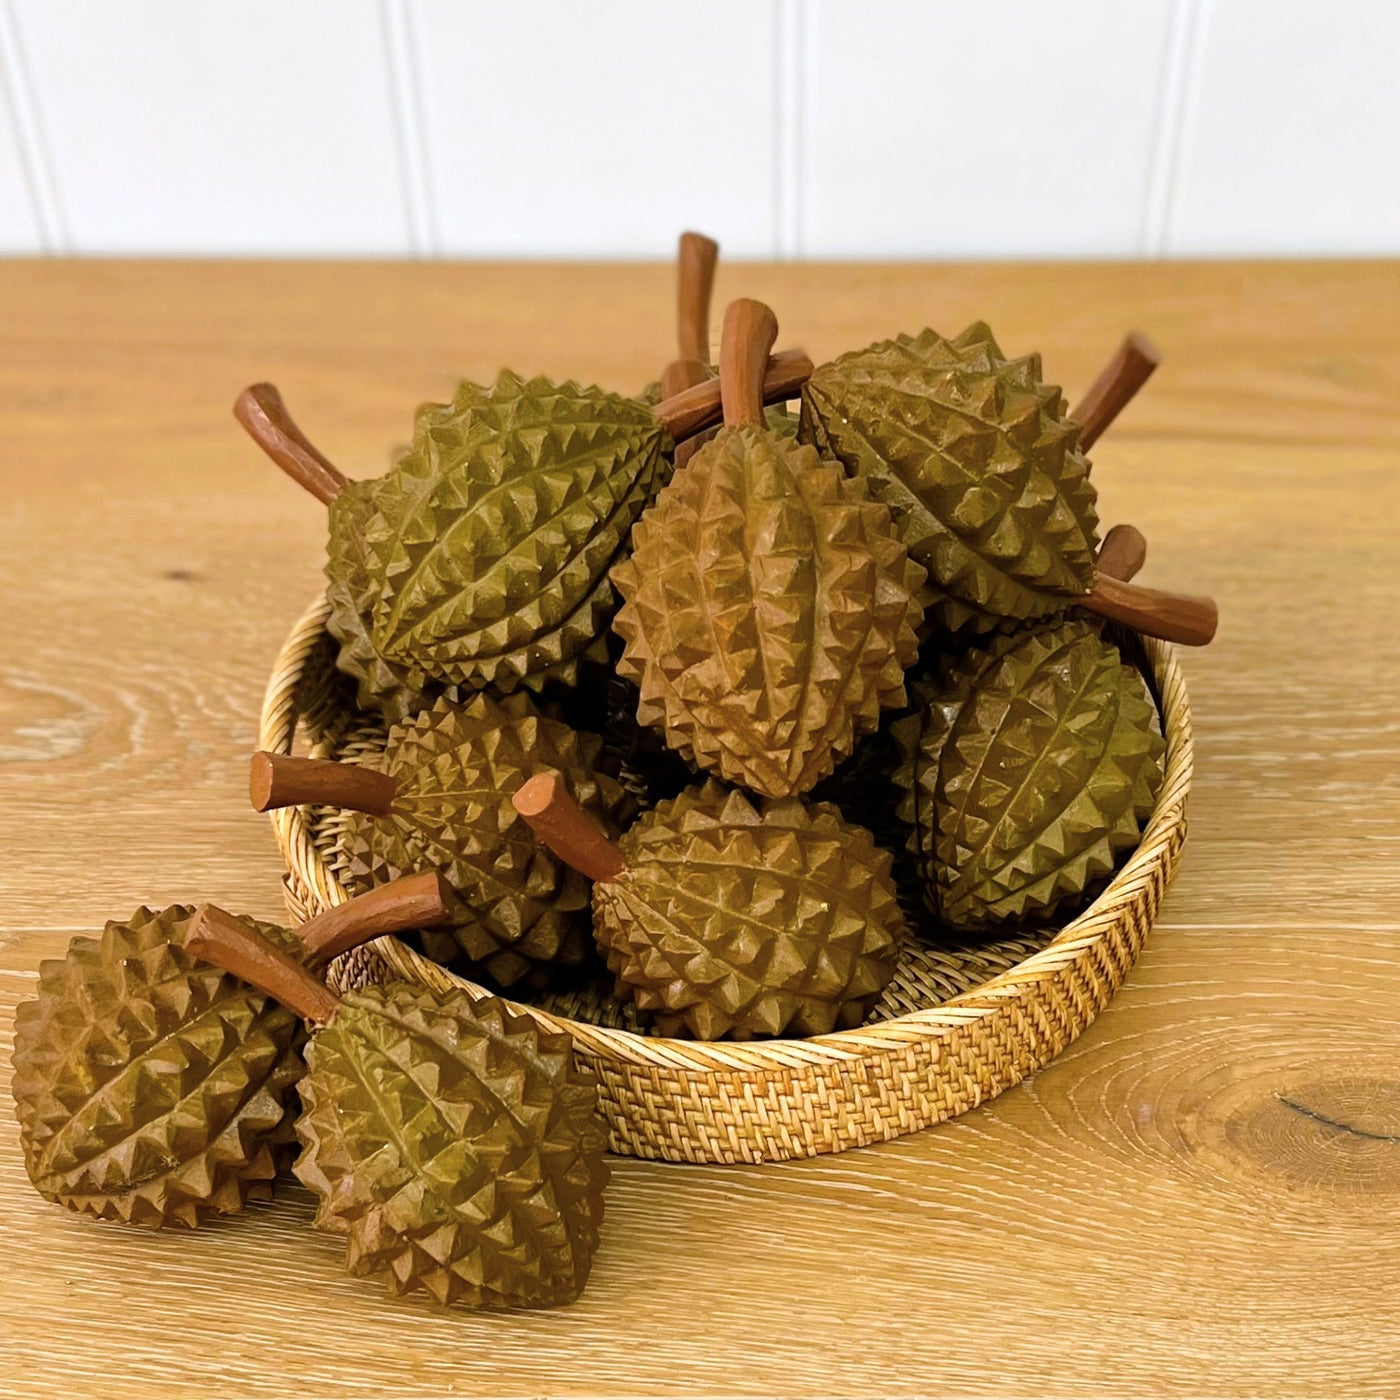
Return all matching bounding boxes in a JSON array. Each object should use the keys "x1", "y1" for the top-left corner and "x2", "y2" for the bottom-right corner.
[{"x1": 1, "y1": 259, "x2": 1397, "y2": 1399}]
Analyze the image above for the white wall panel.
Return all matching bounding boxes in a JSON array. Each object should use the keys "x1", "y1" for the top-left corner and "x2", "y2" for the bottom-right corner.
[
  {"x1": 1167, "y1": 0, "x2": 1400, "y2": 254},
  {"x1": 9, "y1": 0, "x2": 411, "y2": 254},
  {"x1": 802, "y1": 0, "x2": 1174, "y2": 257},
  {"x1": 0, "y1": 69, "x2": 41, "y2": 250},
  {"x1": 414, "y1": 0, "x2": 783, "y2": 258}
]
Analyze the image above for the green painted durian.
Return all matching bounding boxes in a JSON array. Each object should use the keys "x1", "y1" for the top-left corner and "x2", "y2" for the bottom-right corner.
[
  {"x1": 10, "y1": 905, "x2": 304, "y2": 1228},
  {"x1": 254, "y1": 692, "x2": 634, "y2": 987},
  {"x1": 892, "y1": 619, "x2": 1164, "y2": 930},
  {"x1": 799, "y1": 323, "x2": 1100, "y2": 633},
  {"x1": 600, "y1": 783, "x2": 902, "y2": 1039},
  {"x1": 514, "y1": 775, "x2": 904, "y2": 1041},
  {"x1": 294, "y1": 981, "x2": 610, "y2": 1309},
  {"x1": 325, "y1": 371, "x2": 672, "y2": 717}
]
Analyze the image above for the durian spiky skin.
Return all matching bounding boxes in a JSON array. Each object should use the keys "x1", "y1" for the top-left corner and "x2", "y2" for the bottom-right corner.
[
  {"x1": 611, "y1": 423, "x2": 926, "y2": 799},
  {"x1": 594, "y1": 781, "x2": 903, "y2": 1040},
  {"x1": 892, "y1": 619, "x2": 1165, "y2": 931},
  {"x1": 799, "y1": 324, "x2": 1100, "y2": 632},
  {"x1": 325, "y1": 371, "x2": 673, "y2": 716},
  {"x1": 294, "y1": 983, "x2": 609, "y2": 1310},
  {"x1": 11, "y1": 906, "x2": 305, "y2": 1229},
  {"x1": 332, "y1": 692, "x2": 634, "y2": 987}
]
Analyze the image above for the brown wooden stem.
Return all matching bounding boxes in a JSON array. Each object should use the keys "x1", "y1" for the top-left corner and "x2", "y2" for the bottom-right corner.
[
  {"x1": 1072, "y1": 332, "x2": 1160, "y2": 451},
  {"x1": 677, "y1": 230, "x2": 719, "y2": 364},
  {"x1": 660, "y1": 358, "x2": 712, "y2": 399},
  {"x1": 295, "y1": 872, "x2": 455, "y2": 964},
  {"x1": 1082, "y1": 573, "x2": 1217, "y2": 646},
  {"x1": 234, "y1": 383, "x2": 350, "y2": 505},
  {"x1": 719, "y1": 299, "x2": 780, "y2": 428},
  {"x1": 187, "y1": 905, "x2": 341, "y2": 1024},
  {"x1": 250, "y1": 752, "x2": 398, "y2": 817},
  {"x1": 512, "y1": 773, "x2": 627, "y2": 884},
  {"x1": 654, "y1": 347, "x2": 812, "y2": 441},
  {"x1": 1096, "y1": 524, "x2": 1148, "y2": 583}
]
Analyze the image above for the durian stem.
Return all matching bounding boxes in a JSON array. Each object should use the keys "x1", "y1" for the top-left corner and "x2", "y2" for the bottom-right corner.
[
  {"x1": 1083, "y1": 573, "x2": 1218, "y2": 646},
  {"x1": 187, "y1": 905, "x2": 342, "y2": 1024},
  {"x1": 660, "y1": 358, "x2": 712, "y2": 398},
  {"x1": 655, "y1": 348, "x2": 812, "y2": 441},
  {"x1": 234, "y1": 383, "x2": 351, "y2": 505},
  {"x1": 295, "y1": 872, "x2": 455, "y2": 964},
  {"x1": 1096, "y1": 524, "x2": 1148, "y2": 583},
  {"x1": 250, "y1": 751, "x2": 398, "y2": 817},
  {"x1": 720, "y1": 299, "x2": 780, "y2": 427},
  {"x1": 512, "y1": 773, "x2": 627, "y2": 884},
  {"x1": 677, "y1": 230, "x2": 719, "y2": 364},
  {"x1": 1072, "y1": 332, "x2": 1160, "y2": 451}
]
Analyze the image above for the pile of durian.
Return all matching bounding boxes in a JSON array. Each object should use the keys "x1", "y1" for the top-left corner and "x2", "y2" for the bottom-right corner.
[{"x1": 11, "y1": 232, "x2": 1216, "y2": 1311}]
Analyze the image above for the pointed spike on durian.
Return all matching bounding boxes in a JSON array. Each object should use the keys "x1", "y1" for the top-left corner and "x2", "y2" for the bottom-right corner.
[
  {"x1": 1082, "y1": 572, "x2": 1217, "y2": 646},
  {"x1": 677, "y1": 230, "x2": 720, "y2": 364},
  {"x1": 720, "y1": 299, "x2": 780, "y2": 427},
  {"x1": 513, "y1": 773, "x2": 628, "y2": 884},
  {"x1": 250, "y1": 751, "x2": 398, "y2": 817},
  {"x1": 1096, "y1": 524, "x2": 1148, "y2": 583},
  {"x1": 233, "y1": 382, "x2": 350, "y2": 505},
  {"x1": 187, "y1": 905, "x2": 341, "y2": 1024},
  {"x1": 294, "y1": 872, "x2": 456, "y2": 965},
  {"x1": 1072, "y1": 331, "x2": 1160, "y2": 451}
]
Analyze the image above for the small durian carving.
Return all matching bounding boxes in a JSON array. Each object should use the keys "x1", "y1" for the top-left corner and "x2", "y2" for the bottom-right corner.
[
  {"x1": 186, "y1": 907, "x2": 610, "y2": 1311},
  {"x1": 9, "y1": 876, "x2": 452, "y2": 1228},
  {"x1": 514, "y1": 774, "x2": 903, "y2": 1040},
  {"x1": 251, "y1": 693, "x2": 634, "y2": 986},
  {"x1": 893, "y1": 615, "x2": 1165, "y2": 931},
  {"x1": 799, "y1": 323, "x2": 1215, "y2": 646},
  {"x1": 234, "y1": 345, "x2": 814, "y2": 721},
  {"x1": 612, "y1": 298, "x2": 926, "y2": 798}
]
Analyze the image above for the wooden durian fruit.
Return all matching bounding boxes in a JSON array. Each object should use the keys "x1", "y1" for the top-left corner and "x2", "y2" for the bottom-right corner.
[
  {"x1": 612, "y1": 298, "x2": 927, "y2": 798},
  {"x1": 251, "y1": 692, "x2": 634, "y2": 987},
  {"x1": 799, "y1": 323, "x2": 1215, "y2": 646},
  {"x1": 234, "y1": 346, "x2": 812, "y2": 723},
  {"x1": 891, "y1": 520, "x2": 1165, "y2": 931},
  {"x1": 186, "y1": 908, "x2": 609, "y2": 1311},
  {"x1": 514, "y1": 774, "x2": 903, "y2": 1041},
  {"x1": 10, "y1": 876, "x2": 451, "y2": 1229}
]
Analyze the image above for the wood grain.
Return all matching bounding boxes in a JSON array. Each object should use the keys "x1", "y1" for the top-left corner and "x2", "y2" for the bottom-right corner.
[{"x1": 1, "y1": 259, "x2": 1398, "y2": 1399}]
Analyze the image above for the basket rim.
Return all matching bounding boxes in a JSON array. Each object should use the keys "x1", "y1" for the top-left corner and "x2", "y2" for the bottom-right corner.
[{"x1": 260, "y1": 593, "x2": 1192, "y2": 1074}]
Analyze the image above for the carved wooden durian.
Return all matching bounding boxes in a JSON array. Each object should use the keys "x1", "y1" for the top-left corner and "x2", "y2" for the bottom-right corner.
[
  {"x1": 187, "y1": 909, "x2": 610, "y2": 1310},
  {"x1": 612, "y1": 299, "x2": 924, "y2": 798},
  {"x1": 798, "y1": 324, "x2": 1216, "y2": 647},
  {"x1": 235, "y1": 348, "x2": 812, "y2": 721},
  {"x1": 10, "y1": 879, "x2": 454, "y2": 1229},
  {"x1": 514, "y1": 775, "x2": 903, "y2": 1040},
  {"x1": 892, "y1": 618, "x2": 1165, "y2": 930},
  {"x1": 11, "y1": 905, "x2": 300, "y2": 1228},
  {"x1": 252, "y1": 692, "x2": 634, "y2": 986}
]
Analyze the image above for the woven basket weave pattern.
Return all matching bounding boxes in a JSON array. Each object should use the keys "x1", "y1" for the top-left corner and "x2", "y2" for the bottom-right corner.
[{"x1": 260, "y1": 596, "x2": 1191, "y2": 1164}]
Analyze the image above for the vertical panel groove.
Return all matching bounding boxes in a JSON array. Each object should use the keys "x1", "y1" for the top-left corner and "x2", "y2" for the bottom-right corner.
[
  {"x1": 1140, "y1": 0, "x2": 1213, "y2": 256},
  {"x1": 379, "y1": 0, "x2": 439, "y2": 257},
  {"x1": 0, "y1": 0, "x2": 67, "y2": 252},
  {"x1": 773, "y1": 0, "x2": 803, "y2": 259}
]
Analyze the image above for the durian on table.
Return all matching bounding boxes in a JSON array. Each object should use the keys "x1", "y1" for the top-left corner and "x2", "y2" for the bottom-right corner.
[
  {"x1": 797, "y1": 322, "x2": 1215, "y2": 645},
  {"x1": 514, "y1": 773, "x2": 903, "y2": 1040},
  {"x1": 10, "y1": 875, "x2": 452, "y2": 1229},
  {"x1": 185, "y1": 905, "x2": 610, "y2": 1311},
  {"x1": 250, "y1": 691, "x2": 634, "y2": 987},
  {"x1": 612, "y1": 297, "x2": 928, "y2": 798},
  {"x1": 233, "y1": 333, "x2": 813, "y2": 722}
]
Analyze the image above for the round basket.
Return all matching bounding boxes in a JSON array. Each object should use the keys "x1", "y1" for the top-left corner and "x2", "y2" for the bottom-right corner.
[{"x1": 260, "y1": 594, "x2": 1192, "y2": 1165}]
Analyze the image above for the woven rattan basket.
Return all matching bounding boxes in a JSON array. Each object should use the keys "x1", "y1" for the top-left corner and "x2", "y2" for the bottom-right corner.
[{"x1": 260, "y1": 594, "x2": 1192, "y2": 1165}]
